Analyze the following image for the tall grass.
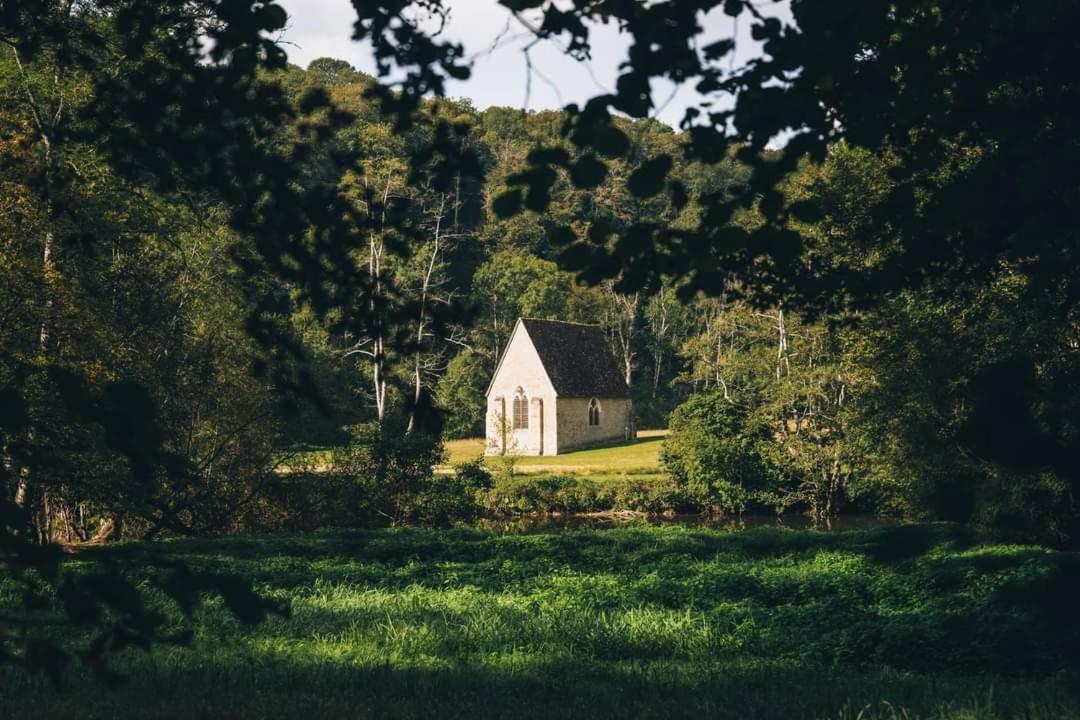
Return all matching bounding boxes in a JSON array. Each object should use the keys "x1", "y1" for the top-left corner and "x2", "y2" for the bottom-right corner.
[{"x1": 1, "y1": 523, "x2": 1077, "y2": 719}]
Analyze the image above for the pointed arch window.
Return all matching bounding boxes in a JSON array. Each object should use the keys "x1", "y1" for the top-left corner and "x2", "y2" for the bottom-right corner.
[
  {"x1": 588, "y1": 398, "x2": 601, "y2": 427},
  {"x1": 512, "y1": 388, "x2": 529, "y2": 430}
]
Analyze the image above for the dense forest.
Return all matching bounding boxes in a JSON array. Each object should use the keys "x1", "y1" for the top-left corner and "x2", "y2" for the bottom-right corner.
[{"x1": 4, "y1": 41, "x2": 1078, "y2": 545}]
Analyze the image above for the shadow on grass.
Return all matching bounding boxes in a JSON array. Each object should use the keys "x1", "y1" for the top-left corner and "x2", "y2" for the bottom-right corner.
[
  {"x1": 575, "y1": 434, "x2": 667, "y2": 452},
  {"x1": 7, "y1": 524, "x2": 1080, "y2": 718},
  {"x1": 4, "y1": 646, "x2": 1078, "y2": 720},
  {"x1": 72, "y1": 524, "x2": 1080, "y2": 675},
  {"x1": 94, "y1": 521, "x2": 964, "y2": 562}
]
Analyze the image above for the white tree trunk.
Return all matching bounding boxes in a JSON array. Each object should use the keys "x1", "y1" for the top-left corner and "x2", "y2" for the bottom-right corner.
[{"x1": 406, "y1": 195, "x2": 446, "y2": 434}]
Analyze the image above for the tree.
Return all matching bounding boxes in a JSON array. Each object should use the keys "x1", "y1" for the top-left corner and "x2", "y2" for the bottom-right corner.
[
  {"x1": 471, "y1": 250, "x2": 600, "y2": 371},
  {"x1": 1, "y1": 0, "x2": 315, "y2": 677},
  {"x1": 436, "y1": 349, "x2": 488, "y2": 439},
  {"x1": 661, "y1": 390, "x2": 775, "y2": 514},
  {"x1": 670, "y1": 293, "x2": 858, "y2": 519}
]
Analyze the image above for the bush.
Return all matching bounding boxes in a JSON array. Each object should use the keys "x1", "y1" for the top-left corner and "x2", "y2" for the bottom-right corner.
[
  {"x1": 611, "y1": 476, "x2": 692, "y2": 514},
  {"x1": 332, "y1": 422, "x2": 447, "y2": 524},
  {"x1": 242, "y1": 471, "x2": 362, "y2": 532},
  {"x1": 413, "y1": 458, "x2": 495, "y2": 526},
  {"x1": 482, "y1": 474, "x2": 692, "y2": 516},
  {"x1": 661, "y1": 391, "x2": 778, "y2": 514},
  {"x1": 483, "y1": 475, "x2": 589, "y2": 515},
  {"x1": 453, "y1": 456, "x2": 495, "y2": 492}
]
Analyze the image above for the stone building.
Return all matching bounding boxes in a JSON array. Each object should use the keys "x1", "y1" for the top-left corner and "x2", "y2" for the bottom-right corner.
[{"x1": 485, "y1": 318, "x2": 633, "y2": 456}]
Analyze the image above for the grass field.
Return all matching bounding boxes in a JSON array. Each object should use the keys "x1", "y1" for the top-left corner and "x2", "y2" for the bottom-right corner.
[
  {"x1": 446, "y1": 429, "x2": 666, "y2": 475},
  {"x1": 284, "y1": 430, "x2": 667, "y2": 478},
  {"x1": 2, "y1": 523, "x2": 1078, "y2": 719}
]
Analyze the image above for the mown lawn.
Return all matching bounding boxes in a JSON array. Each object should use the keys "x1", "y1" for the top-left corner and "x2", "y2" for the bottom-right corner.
[
  {"x1": 447, "y1": 429, "x2": 666, "y2": 475},
  {"x1": 1, "y1": 523, "x2": 1078, "y2": 719},
  {"x1": 280, "y1": 430, "x2": 666, "y2": 479}
]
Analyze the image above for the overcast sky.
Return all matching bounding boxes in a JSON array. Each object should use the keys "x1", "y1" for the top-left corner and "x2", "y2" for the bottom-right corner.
[{"x1": 276, "y1": 0, "x2": 793, "y2": 128}]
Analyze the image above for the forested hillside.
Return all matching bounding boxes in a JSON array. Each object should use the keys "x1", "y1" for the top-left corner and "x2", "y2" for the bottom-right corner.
[
  {"x1": 4, "y1": 43, "x2": 1077, "y2": 544},
  {"x1": 275, "y1": 58, "x2": 729, "y2": 441}
]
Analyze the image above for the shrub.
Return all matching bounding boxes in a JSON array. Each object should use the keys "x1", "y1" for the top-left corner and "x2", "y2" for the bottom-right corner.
[
  {"x1": 611, "y1": 476, "x2": 693, "y2": 514},
  {"x1": 482, "y1": 474, "x2": 691, "y2": 516},
  {"x1": 412, "y1": 458, "x2": 495, "y2": 526},
  {"x1": 332, "y1": 422, "x2": 447, "y2": 524},
  {"x1": 453, "y1": 456, "x2": 494, "y2": 492},
  {"x1": 243, "y1": 471, "x2": 363, "y2": 532},
  {"x1": 484, "y1": 475, "x2": 584, "y2": 515},
  {"x1": 661, "y1": 391, "x2": 778, "y2": 514}
]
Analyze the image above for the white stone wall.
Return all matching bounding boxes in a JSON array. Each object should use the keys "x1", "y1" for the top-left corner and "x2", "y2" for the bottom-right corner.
[
  {"x1": 555, "y1": 396, "x2": 632, "y2": 453},
  {"x1": 485, "y1": 322, "x2": 557, "y2": 456}
]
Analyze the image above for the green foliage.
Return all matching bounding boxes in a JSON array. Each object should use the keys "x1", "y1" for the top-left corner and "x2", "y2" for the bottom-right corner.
[
  {"x1": 1, "y1": 524, "x2": 1077, "y2": 718},
  {"x1": 662, "y1": 391, "x2": 777, "y2": 513},
  {"x1": 483, "y1": 473, "x2": 688, "y2": 515},
  {"x1": 841, "y1": 273, "x2": 1080, "y2": 543},
  {"x1": 412, "y1": 457, "x2": 494, "y2": 525},
  {"x1": 436, "y1": 350, "x2": 488, "y2": 439},
  {"x1": 6, "y1": 0, "x2": 1080, "y2": 693},
  {"x1": 332, "y1": 423, "x2": 447, "y2": 525}
]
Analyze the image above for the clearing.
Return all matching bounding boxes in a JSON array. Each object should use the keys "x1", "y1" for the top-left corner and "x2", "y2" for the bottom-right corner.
[
  {"x1": 279, "y1": 430, "x2": 666, "y2": 478},
  {"x1": 446, "y1": 428, "x2": 666, "y2": 475}
]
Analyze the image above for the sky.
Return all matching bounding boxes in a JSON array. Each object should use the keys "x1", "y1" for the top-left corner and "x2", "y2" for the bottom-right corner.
[{"x1": 276, "y1": 0, "x2": 793, "y2": 128}]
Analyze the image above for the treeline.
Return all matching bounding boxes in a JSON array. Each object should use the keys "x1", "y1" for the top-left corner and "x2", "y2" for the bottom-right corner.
[{"x1": 3, "y1": 49, "x2": 1077, "y2": 545}]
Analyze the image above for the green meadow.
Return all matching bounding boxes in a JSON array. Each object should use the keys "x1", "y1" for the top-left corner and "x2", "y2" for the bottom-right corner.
[
  {"x1": 285, "y1": 431, "x2": 666, "y2": 478},
  {"x1": 2, "y1": 523, "x2": 1078, "y2": 719},
  {"x1": 446, "y1": 429, "x2": 667, "y2": 476}
]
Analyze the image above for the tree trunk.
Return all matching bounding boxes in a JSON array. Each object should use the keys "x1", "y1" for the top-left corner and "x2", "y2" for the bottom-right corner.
[
  {"x1": 776, "y1": 307, "x2": 789, "y2": 380},
  {"x1": 407, "y1": 195, "x2": 445, "y2": 434},
  {"x1": 11, "y1": 44, "x2": 61, "y2": 517},
  {"x1": 367, "y1": 175, "x2": 393, "y2": 426}
]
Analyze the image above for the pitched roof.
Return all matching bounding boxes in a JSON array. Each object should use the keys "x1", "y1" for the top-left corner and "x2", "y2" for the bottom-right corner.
[{"x1": 520, "y1": 318, "x2": 629, "y2": 398}]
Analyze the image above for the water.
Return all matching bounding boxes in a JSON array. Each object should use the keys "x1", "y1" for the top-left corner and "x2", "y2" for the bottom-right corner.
[{"x1": 474, "y1": 513, "x2": 902, "y2": 534}]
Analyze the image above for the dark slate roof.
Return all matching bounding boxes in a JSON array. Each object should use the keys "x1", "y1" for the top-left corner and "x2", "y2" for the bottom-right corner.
[{"x1": 521, "y1": 318, "x2": 629, "y2": 398}]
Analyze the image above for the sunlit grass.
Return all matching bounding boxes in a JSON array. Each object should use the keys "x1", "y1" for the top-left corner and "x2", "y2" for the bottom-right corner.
[
  {"x1": 280, "y1": 430, "x2": 667, "y2": 478},
  {"x1": 447, "y1": 429, "x2": 667, "y2": 475},
  {"x1": 2, "y1": 523, "x2": 1078, "y2": 719}
]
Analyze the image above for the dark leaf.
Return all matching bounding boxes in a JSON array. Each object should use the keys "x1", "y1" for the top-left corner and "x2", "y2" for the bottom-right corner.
[
  {"x1": 628, "y1": 154, "x2": 673, "y2": 198},
  {"x1": 527, "y1": 147, "x2": 570, "y2": 166},
  {"x1": 614, "y1": 72, "x2": 651, "y2": 118},
  {"x1": 558, "y1": 243, "x2": 599, "y2": 271},
  {"x1": 760, "y1": 190, "x2": 784, "y2": 220},
  {"x1": 499, "y1": 0, "x2": 545, "y2": 9},
  {"x1": 751, "y1": 18, "x2": 781, "y2": 41},
  {"x1": 549, "y1": 224, "x2": 577, "y2": 246},
  {"x1": 570, "y1": 153, "x2": 608, "y2": 189},
  {"x1": 685, "y1": 127, "x2": 728, "y2": 163},
  {"x1": 789, "y1": 199, "x2": 824, "y2": 223},
  {"x1": 524, "y1": 166, "x2": 557, "y2": 212},
  {"x1": 670, "y1": 180, "x2": 689, "y2": 210},
  {"x1": 298, "y1": 87, "x2": 331, "y2": 114},
  {"x1": 493, "y1": 190, "x2": 523, "y2": 218},
  {"x1": 702, "y1": 38, "x2": 735, "y2": 61},
  {"x1": 714, "y1": 226, "x2": 750, "y2": 253}
]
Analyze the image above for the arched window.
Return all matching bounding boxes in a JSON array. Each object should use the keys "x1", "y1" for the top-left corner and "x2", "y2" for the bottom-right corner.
[
  {"x1": 588, "y1": 398, "x2": 601, "y2": 426},
  {"x1": 512, "y1": 388, "x2": 529, "y2": 430}
]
